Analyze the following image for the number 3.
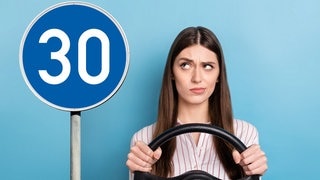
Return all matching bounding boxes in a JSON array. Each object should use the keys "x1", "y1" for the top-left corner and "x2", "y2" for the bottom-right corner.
[{"x1": 38, "y1": 28, "x2": 110, "y2": 85}]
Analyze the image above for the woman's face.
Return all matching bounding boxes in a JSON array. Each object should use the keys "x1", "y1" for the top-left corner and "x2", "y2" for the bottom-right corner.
[{"x1": 173, "y1": 45, "x2": 220, "y2": 107}]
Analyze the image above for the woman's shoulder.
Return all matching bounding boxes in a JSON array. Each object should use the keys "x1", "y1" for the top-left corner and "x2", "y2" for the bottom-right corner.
[
  {"x1": 233, "y1": 119, "x2": 259, "y2": 146},
  {"x1": 233, "y1": 119, "x2": 257, "y2": 132},
  {"x1": 130, "y1": 123, "x2": 156, "y2": 146}
]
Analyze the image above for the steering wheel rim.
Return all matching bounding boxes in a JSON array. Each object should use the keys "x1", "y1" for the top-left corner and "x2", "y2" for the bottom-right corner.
[{"x1": 133, "y1": 123, "x2": 260, "y2": 180}]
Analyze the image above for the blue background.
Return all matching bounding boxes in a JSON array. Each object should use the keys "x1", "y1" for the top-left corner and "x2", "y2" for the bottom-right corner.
[{"x1": 1, "y1": 0, "x2": 319, "y2": 179}]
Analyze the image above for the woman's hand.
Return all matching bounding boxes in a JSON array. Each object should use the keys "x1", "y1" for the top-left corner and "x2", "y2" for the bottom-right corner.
[
  {"x1": 232, "y1": 144, "x2": 268, "y2": 175},
  {"x1": 126, "y1": 141, "x2": 162, "y2": 172}
]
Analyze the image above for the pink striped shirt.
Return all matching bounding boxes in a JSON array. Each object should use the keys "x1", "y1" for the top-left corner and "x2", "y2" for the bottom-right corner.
[{"x1": 129, "y1": 119, "x2": 259, "y2": 180}]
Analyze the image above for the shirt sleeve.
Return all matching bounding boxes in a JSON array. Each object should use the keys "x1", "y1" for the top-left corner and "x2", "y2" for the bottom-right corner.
[
  {"x1": 233, "y1": 119, "x2": 259, "y2": 147},
  {"x1": 128, "y1": 124, "x2": 155, "y2": 180}
]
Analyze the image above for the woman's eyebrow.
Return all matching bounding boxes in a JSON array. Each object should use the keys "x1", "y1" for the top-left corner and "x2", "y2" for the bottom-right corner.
[
  {"x1": 177, "y1": 57, "x2": 217, "y2": 64},
  {"x1": 201, "y1": 61, "x2": 217, "y2": 64},
  {"x1": 177, "y1": 57, "x2": 193, "y2": 62}
]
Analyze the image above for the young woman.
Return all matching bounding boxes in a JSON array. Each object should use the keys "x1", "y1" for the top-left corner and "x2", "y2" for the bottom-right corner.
[{"x1": 126, "y1": 26, "x2": 268, "y2": 179}]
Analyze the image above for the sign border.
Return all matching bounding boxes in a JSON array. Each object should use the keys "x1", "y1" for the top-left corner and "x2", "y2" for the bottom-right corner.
[{"x1": 19, "y1": 1, "x2": 130, "y2": 112}]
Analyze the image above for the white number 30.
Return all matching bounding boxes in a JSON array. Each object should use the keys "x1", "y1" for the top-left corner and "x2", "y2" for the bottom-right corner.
[{"x1": 38, "y1": 28, "x2": 110, "y2": 85}]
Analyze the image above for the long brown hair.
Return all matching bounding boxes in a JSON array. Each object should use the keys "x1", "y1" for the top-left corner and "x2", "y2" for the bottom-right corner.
[{"x1": 152, "y1": 26, "x2": 244, "y2": 179}]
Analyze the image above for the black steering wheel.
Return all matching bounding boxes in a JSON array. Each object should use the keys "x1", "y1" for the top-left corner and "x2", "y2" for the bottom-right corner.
[{"x1": 134, "y1": 123, "x2": 260, "y2": 180}]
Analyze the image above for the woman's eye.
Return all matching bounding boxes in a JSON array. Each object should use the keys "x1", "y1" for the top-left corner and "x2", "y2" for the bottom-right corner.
[
  {"x1": 180, "y1": 62, "x2": 191, "y2": 69},
  {"x1": 204, "y1": 64, "x2": 213, "y2": 70}
]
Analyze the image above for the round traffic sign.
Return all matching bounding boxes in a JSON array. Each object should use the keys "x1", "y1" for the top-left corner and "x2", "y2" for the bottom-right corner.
[{"x1": 19, "y1": 2, "x2": 129, "y2": 111}]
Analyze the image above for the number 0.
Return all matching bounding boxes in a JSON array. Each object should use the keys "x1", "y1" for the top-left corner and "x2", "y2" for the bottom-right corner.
[{"x1": 78, "y1": 29, "x2": 110, "y2": 85}]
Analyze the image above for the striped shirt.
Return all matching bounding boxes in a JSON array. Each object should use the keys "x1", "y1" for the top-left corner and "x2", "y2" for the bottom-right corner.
[{"x1": 129, "y1": 119, "x2": 259, "y2": 180}]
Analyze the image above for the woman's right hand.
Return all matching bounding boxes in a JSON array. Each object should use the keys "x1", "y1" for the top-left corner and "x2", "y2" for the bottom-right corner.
[{"x1": 126, "y1": 141, "x2": 162, "y2": 172}]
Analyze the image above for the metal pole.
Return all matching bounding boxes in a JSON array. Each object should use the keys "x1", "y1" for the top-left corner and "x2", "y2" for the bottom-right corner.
[{"x1": 71, "y1": 111, "x2": 81, "y2": 180}]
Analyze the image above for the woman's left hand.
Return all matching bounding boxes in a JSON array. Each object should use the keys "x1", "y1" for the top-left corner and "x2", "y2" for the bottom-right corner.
[{"x1": 232, "y1": 144, "x2": 268, "y2": 175}]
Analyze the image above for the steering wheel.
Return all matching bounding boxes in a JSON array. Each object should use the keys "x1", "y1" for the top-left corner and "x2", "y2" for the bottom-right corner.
[{"x1": 134, "y1": 123, "x2": 260, "y2": 180}]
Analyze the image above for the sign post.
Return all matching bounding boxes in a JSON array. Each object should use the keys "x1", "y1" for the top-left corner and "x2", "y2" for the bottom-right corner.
[
  {"x1": 71, "y1": 111, "x2": 81, "y2": 180},
  {"x1": 19, "y1": 2, "x2": 129, "y2": 180}
]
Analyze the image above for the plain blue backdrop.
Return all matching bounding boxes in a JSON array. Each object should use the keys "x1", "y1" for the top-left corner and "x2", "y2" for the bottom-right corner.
[{"x1": 1, "y1": 0, "x2": 319, "y2": 179}]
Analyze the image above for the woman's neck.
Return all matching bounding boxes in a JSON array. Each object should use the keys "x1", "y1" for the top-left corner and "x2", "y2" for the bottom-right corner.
[
  {"x1": 177, "y1": 101, "x2": 210, "y2": 145},
  {"x1": 177, "y1": 101, "x2": 210, "y2": 124}
]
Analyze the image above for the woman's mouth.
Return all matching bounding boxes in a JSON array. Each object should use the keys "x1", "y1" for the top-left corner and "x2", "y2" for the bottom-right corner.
[{"x1": 190, "y1": 88, "x2": 205, "y2": 94}]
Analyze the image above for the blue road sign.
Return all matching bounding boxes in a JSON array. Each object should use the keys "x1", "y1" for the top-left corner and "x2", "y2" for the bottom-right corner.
[{"x1": 19, "y1": 2, "x2": 130, "y2": 111}]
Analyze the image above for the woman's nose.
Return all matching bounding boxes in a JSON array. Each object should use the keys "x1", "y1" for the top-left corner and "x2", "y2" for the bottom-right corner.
[{"x1": 191, "y1": 67, "x2": 202, "y2": 83}]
